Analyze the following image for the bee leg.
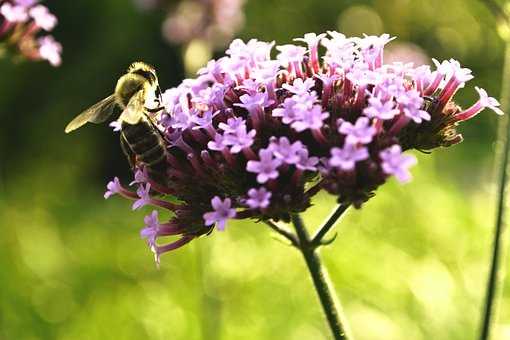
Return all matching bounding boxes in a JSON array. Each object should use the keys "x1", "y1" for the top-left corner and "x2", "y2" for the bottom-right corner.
[
  {"x1": 146, "y1": 106, "x2": 164, "y2": 113},
  {"x1": 120, "y1": 132, "x2": 136, "y2": 169}
]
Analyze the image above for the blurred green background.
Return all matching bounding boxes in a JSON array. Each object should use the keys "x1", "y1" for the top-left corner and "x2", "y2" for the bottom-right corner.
[{"x1": 0, "y1": 0, "x2": 509, "y2": 339}]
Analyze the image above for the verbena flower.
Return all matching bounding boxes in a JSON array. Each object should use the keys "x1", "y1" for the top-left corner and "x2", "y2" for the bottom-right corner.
[
  {"x1": 141, "y1": 0, "x2": 246, "y2": 48},
  {"x1": 0, "y1": 0, "x2": 62, "y2": 66},
  {"x1": 105, "y1": 31, "x2": 503, "y2": 262}
]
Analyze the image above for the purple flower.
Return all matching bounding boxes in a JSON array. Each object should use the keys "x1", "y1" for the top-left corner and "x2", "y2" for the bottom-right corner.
[
  {"x1": 363, "y1": 96, "x2": 400, "y2": 120},
  {"x1": 379, "y1": 145, "x2": 417, "y2": 183},
  {"x1": 203, "y1": 197, "x2": 237, "y2": 231},
  {"x1": 253, "y1": 60, "x2": 280, "y2": 83},
  {"x1": 291, "y1": 105, "x2": 329, "y2": 132},
  {"x1": 208, "y1": 133, "x2": 227, "y2": 151},
  {"x1": 38, "y1": 36, "x2": 62, "y2": 67},
  {"x1": 219, "y1": 117, "x2": 246, "y2": 133},
  {"x1": 272, "y1": 97, "x2": 299, "y2": 124},
  {"x1": 329, "y1": 144, "x2": 369, "y2": 171},
  {"x1": 433, "y1": 58, "x2": 473, "y2": 83},
  {"x1": 132, "y1": 183, "x2": 152, "y2": 210},
  {"x1": 88, "y1": 31, "x2": 504, "y2": 261},
  {"x1": 294, "y1": 32, "x2": 326, "y2": 49},
  {"x1": 104, "y1": 177, "x2": 122, "y2": 199},
  {"x1": 276, "y1": 44, "x2": 307, "y2": 65},
  {"x1": 234, "y1": 92, "x2": 272, "y2": 114},
  {"x1": 29, "y1": 5, "x2": 57, "y2": 31},
  {"x1": 130, "y1": 167, "x2": 149, "y2": 186},
  {"x1": 246, "y1": 149, "x2": 282, "y2": 183},
  {"x1": 282, "y1": 78, "x2": 316, "y2": 95},
  {"x1": 322, "y1": 31, "x2": 356, "y2": 68},
  {"x1": 190, "y1": 109, "x2": 217, "y2": 129},
  {"x1": 224, "y1": 125, "x2": 257, "y2": 153},
  {"x1": 296, "y1": 148, "x2": 319, "y2": 171},
  {"x1": 140, "y1": 210, "x2": 160, "y2": 248},
  {"x1": 476, "y1": 87, "x2": 504, "y2": 115},
  {"x1": 269, "y1": 137, "x2": 304, "y2": 164},
  {"x1": 197, "y1": 59, "x2": 224, "y2": 81},
  {"x1": 455, "y1": 86, "x2": 504, "y2": 121},
  {"x1": 397, "y1": 90, "x2": 431, "y2": 123},
  {"x1": 245, "y1": 187, "x2": 272, "y2": 209},
  {"x1": 339, "y1": 117, "x2": 377, "y2": 145}
]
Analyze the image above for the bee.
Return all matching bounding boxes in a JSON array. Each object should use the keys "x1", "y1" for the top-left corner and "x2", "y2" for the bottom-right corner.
[{"x1": 65, "y1": 61, "x2": 170, "y2": 187}]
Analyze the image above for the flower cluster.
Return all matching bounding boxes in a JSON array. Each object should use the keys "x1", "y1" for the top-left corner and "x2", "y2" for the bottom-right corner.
[
  {"x1": 105, "y1": 32, "x2": 502, "y2": 263},
  {"x1": 135, "y1": 0, "x2": 246, "y2": 48},
  {"x1": 0, "y1": 0, "x2": 61, "y2": 66}
]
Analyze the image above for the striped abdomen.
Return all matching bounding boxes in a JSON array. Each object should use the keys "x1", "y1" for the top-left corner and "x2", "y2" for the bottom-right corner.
[{"x1": 121, "y1": 119, "x2": 168, "y2": 186}]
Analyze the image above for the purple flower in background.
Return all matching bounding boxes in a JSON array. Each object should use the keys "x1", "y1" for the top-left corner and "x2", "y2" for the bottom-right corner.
[
  {"x1": 329, "y1": 144, "x2": 369, "y2": 171},
  {"x1": 203, "y1": 197, "x2": 237, "y2": 231},
  {"x1": 0, "y1": 1, "x2": 62, "y2": 66},
  {"x1": 247, "y1": 149, "x2": 282, "y2": 183},
  {"x1": 0, "y1": 3, "x2": 28, "y2": 22},
  {"x1": 159, "y1": 0, "x2": 246, "y2": 49},
  {"x1": 14, "y1": 0, "x2": 39, "y2": 7},
  {"x1": 245, "y1": 187, "x2": 272, "y2": 209},
  {"x1": 379, "y1": 145, "x2": 417, "y2": 183},
  {"x1": 38, "y1": 36, "x2": 62, "y2": 67},
  {"x1": 29, "y1": 5, "x2": 57, "y2": 31}
]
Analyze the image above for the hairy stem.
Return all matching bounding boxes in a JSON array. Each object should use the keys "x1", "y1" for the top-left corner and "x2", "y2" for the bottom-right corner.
[
  {"x1": 263, "y1": 219, "x2": 299, "y2": 247},
  {"x1": 479, "y1": 39, "x2": 510, "y2": 340},
  {"x1": 291, "y1": 214, "x2": 352, "y2": 340},
  {"x1": 311, "y1": 204, "x2": 350, "y2": 247}
]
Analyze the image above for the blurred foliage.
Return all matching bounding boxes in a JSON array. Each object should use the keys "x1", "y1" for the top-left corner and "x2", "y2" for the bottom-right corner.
[{"x1": 0, "y1": 0, "x2": 509, "y2": 339}]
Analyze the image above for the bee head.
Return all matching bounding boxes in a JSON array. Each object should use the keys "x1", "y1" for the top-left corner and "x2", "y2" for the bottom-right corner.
[{"x1": 127, "y1": 61, "x2": 158, "y2": 84}]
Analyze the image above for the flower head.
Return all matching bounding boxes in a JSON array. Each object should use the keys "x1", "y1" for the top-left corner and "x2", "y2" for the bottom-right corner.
[{"x1": 99, "y1": 31, "x2": 503, "y2": 262}]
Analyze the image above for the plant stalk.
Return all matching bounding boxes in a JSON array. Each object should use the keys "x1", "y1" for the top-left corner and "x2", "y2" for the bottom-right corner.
[
  {"x1": 479, "y1": 40, "x2": 510, "y2": 340},
  {"x1": 291, "y1": 214, "x2": 352, "y2": 340}
]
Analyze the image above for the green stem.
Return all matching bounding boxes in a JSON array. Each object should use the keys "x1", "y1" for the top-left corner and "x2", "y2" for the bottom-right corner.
[
  {"x1": 311, "y1": 204, "x2": 350, "y2": 246},
  {"x1": 291, "y1": 214, "x2": 352, "y2": 340},
  {"x1": 479, "y1": 40, "x2": 510, "y2": 340}
]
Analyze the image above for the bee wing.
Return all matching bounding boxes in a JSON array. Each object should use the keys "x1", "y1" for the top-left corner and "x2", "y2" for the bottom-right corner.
[
  {"x1": 65, "y1": 95, "x2": 117, "y2": 133},
  {"x1": 119, "y1": 90, "x2": 146, "y2": 125}
]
